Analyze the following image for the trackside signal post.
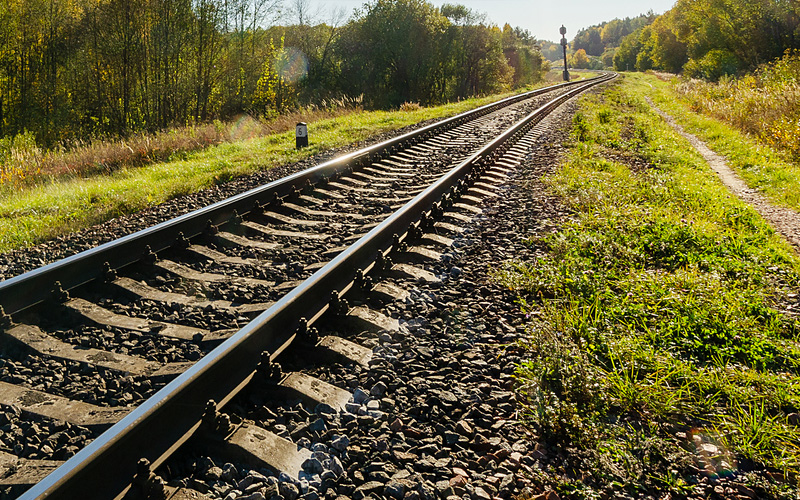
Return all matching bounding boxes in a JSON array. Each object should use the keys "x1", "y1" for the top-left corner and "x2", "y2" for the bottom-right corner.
[{"x1": 560, "y1": 25, "x2": 570, "y2": 82}]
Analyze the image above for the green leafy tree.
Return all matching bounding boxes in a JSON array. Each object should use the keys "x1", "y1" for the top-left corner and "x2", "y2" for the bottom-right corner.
[
  {"x1": 601, "y1": 48, "x2": 615, "y2": 68},
  {"x1": 539, "y1": 41, "x2": 564, "y2": 62},
  {"x1": 570, "y1": 48, "x2": 591, "y2": 69},
  {"x1": 600, "y1": 19, "x2": 631, "y2": 47},
  {"x1": 337, "y1": 0, "x2": 449, "y2": 107},
  {"x1": 613, "y1": 29, "x2": 644, "y2": 71},
  {"x1": 502, "y1": 24, "x2": 546, "y2": 87},
  {"x1": 447, "y1": 23, "x2": 512, "y2": 98},
  {"x1": 646, "y1": 15, "x2": 688, "y2": 73},
  {"x1": 573, "y1": 26, "x2": 603, "y2": 56},
  {"x1": 615, "y1": 0, "x2": 799, "y2": 77},
  {"x1": 684, "y1": 48, "x2": 741, "y2": 80}
]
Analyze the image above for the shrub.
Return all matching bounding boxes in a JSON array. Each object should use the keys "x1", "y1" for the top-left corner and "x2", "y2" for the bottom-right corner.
[{"x1": 684, "y1": 49, "x2": 741, "y2": 81}]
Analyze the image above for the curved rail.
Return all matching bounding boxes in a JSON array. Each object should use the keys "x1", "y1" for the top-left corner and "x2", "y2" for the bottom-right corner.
[
  {"x1": 20, "y1": 73, "x2": 616, "y2": 500},
  {"x1": 0, "y1": 77, "x2": 596, "y2": 318}
]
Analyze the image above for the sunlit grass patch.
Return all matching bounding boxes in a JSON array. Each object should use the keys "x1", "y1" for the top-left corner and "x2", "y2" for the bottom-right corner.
[
  {"x1": 673, "y1": 51, "x2": 800, "y2": 160},
  {"x1": 627, "y1": 71, "x2": 800, "y2": 213},
  {"x1": 499, "y1": 76, "x2": 800, "y2": 495}
]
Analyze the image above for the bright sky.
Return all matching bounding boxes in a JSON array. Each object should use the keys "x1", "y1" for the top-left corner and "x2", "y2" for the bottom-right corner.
[{"x1": 311, "y1": 0, "x2": 677, "y2": 42}]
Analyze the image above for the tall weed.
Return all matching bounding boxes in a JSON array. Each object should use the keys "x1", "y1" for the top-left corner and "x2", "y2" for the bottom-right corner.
[{"x1": 0, "y1": 131, "x2": 41, "y2": 188}]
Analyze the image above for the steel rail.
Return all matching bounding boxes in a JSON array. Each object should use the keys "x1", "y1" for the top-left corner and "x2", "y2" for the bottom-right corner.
[
  {"x1": 20, "y1": 73, "x2": 616, "y2": 500},
  {"x1": 0, "y1": 77, "x2": 603, "y2": 318}
]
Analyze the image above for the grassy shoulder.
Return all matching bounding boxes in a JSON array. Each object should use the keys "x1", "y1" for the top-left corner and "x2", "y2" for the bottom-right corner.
[
  {"x1": 627, "y1": 72, "x2": 800, "y2": 213},
  {"x1": 543, "y1": 69, "x2": 603, "y2": 83},
  {"x1": 498, "y1": 75, "x2": 800, "y2": 498},
  {"x1": 0, "y1": 88, "x2": 538, "y2": 254}
]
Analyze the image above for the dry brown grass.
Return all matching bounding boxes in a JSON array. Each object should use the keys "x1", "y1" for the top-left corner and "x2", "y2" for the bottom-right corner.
[
  {"x1": 0, "y1": 104, "x2": 363, "y2": 189},
  {"x1": 400, "y1": 101, "x2": 422, "y2": 112}
]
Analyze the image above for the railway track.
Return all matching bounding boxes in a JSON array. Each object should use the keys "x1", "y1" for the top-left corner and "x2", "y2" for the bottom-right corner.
[{"x1": 0, "y1": 74, "x2": 614, "y2": 499}]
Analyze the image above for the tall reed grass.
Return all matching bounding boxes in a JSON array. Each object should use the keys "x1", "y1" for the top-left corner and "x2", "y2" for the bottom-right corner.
[{"x1": 675, "y1": 50, "x2": 800, "y2": 159}]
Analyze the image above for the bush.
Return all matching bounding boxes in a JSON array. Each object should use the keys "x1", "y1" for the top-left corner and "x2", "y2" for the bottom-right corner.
[{"x1": 684, "y1": 49, "x2": 741, "y2": 81}]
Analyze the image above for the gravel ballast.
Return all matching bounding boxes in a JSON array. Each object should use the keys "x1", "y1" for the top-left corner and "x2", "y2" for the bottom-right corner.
[
  {"x1": 2, "y1": 83, "x2": 777, "y2": 499},
  {"x1": 159, "y1": 92, "x2": 774, "y2": 500},
  {"x1": 155, "y1": 102, "x2": 580, "y2": 500}
]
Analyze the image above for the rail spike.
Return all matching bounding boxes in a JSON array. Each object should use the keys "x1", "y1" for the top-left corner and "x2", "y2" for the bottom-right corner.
[
  {"x1": 258, "y1": 351, "x2": 283, "y2": 381},
  {"x1": 102, "y1": 262, "x2": 117, "y2": 283},
  {"x1": 296, "y1": 317, "x2": 319, "y2": 344},
  {"x1": 50, "y1": 281, "x2": 70, "y2": 303},
  {"x1": 201, "y1": 400, "x2": 235, "y2": 436},
  {"x1": 409, "y1": 222, "x2": 423, "y2": 241},
  {"x1": 133, "y1": 458, "x2": 168, "y2": 500},
  {"x1": 142, "y1": 245, "x2": 158, "y2": 265},
  {"x1": 354, "y1": 268, "x2": 373, "y2": 291},
  {"x1": 173, "y1": 232, "x2": 191, "y2": 250},
  {"x1": 0, "y1": 306, "x2": 12, "y2": 332},
  {"x1": 329, "y1": 290, "x2": 349, "y2": 316},
  {"x1": 376, "y1": 252, "x2": 393, "y2": 271},
  {"x1": 392, "y1": 233, "x2": 407, "y2": 253},
  {"x1": 204, "y1": 219, "x2": 219, "y2": 236}
]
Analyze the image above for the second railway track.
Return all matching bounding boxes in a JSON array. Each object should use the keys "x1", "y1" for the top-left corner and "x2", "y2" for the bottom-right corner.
[{"x1": 0, "y1": 74, "x2": 615, "y2": 499}]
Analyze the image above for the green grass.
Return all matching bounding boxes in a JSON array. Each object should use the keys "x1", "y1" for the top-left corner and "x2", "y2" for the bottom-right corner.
[
  {"x1": 0, "y1": 88, "x2": 540, "y2": 254},
  {"x1": 544, "y1": 69, "x2": 603, "y2": 83},
  {"x1": 628, "y1": 72, "x2": 800, "y2": 213},
  {"x1": 498, "y1": 75, "x2": 800, "y2": 498}
]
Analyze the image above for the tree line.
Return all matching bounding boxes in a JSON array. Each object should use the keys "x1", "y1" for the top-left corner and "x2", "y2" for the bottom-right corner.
[
  {"x1": 0, "y1": 0, "x2": 546, "y2": 147},
  {"x1": 611, "y1": 0, "x2": 800, "y2": 79}
]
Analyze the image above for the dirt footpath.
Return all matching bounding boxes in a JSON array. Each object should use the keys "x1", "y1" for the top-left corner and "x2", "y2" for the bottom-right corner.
[{"x1": 646, "y1": 97, "x2": 800, "y2": 250}]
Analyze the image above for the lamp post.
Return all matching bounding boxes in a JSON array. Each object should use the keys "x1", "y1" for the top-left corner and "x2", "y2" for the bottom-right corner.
[{"x1": 560, "y1": 25, "x2": 569, "y2": 82}]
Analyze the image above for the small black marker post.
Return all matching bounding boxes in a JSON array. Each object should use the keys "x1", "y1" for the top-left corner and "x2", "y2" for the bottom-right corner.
[{"x1": 296, "y1": 122, "x2": 308, "y2": 149}]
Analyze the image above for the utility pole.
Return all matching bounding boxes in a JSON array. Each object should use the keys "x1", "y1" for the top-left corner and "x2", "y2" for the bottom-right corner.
[{"x1": 560, "y1": 25, "x2": 570, "y2": 82}]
